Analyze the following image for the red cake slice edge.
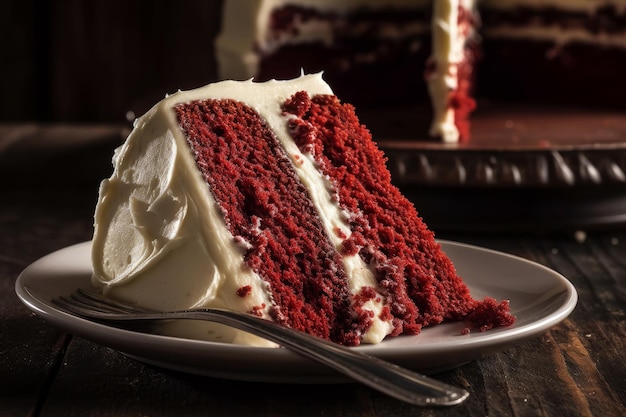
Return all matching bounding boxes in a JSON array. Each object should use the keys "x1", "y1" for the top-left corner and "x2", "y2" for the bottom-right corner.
[{"x1": 282, "y1": 91, "x2": 514, "y2": 337}]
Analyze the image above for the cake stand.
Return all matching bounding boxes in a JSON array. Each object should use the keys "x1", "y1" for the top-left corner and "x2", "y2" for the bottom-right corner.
[{"x1": 372, "y1": 105, "x2": 626, "y2": 233}]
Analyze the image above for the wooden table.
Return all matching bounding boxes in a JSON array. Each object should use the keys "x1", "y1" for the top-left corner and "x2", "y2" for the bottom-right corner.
[{"x1": 2, "y1": 124, "x2": 626, "y2": 416}]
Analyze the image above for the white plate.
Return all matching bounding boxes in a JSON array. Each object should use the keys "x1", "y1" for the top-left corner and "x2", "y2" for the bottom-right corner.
[{"x1": 15, "y1": 240, "x2": 577, "y2": 383}]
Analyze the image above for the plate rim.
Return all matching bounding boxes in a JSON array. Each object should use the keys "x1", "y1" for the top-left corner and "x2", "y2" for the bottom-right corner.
[{"x1": 15, "y1": 240, "x2": 578, "y2": 382}]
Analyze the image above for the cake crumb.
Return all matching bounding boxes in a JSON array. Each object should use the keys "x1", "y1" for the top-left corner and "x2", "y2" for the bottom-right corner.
[
  {"x1": 250, "y1": 304, "x2": 266, "y2": 317},
  {"x1": 236, "y1": 285, "x2": 252, "y2": 297},
  {"x1": 463, "y1": 297, "x2": 515, "y2": 333}
]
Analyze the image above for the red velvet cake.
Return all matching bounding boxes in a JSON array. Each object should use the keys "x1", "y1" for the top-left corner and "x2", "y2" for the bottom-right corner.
[
  {"x1": 216, "y1": 0, "x2": 626, "y2": 143},
  {"x1": 215, "y1": 0, "x2": 480, "y2": 143},
  {"x1": 91, "y1": 74, "x2": 514, "y2": 346}
]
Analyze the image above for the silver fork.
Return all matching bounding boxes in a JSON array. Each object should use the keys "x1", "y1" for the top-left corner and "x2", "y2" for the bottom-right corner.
[{"x1": 53, "y1": 289, "x2": 469, "y2": 407}]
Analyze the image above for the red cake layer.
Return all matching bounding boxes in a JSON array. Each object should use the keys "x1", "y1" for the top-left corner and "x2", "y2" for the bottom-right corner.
[
  {"x1": 282, "y1": 91, "x2": 514, "y2": 335},
  {"x1": 175, "y1": 99, "x2": 372, "y2": 345},
  {"x1": 450, "y1": 49, "x2": 477, "y2": 142}
]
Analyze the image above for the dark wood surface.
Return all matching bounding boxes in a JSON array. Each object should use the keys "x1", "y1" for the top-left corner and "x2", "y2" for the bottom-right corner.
[{"x1": 2, "y1": 125, "x2": 626, "y2": 416}]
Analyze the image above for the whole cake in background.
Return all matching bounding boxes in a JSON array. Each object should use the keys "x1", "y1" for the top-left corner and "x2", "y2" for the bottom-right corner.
[
  {"x1": 215, "y1": 0, "x2": 479, "y2": 143},
  {"x1": 215, "y1": 0, "x2": 626, "y2": 143},
  {"x1": 91, "y1": 73, "x2": 514, "y2": 347}
]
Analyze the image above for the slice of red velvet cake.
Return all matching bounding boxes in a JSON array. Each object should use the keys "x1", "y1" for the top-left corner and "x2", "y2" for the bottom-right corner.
[{"x1": 91, "y1": 73, "x2": 514, "y2": 346}]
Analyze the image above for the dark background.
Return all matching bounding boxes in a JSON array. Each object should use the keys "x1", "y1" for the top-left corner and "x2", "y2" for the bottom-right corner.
[{"x1": 1, "y1": 0, "x2": 224, "y2": 123}]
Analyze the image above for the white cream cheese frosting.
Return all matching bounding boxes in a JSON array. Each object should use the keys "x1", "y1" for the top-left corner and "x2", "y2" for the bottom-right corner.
[
  {"x1": 427, "y1": 0, "x2": 476, "y2": 143},
  {"x1": 91, "y1": 73, "x2": 393, "y2": 346}
]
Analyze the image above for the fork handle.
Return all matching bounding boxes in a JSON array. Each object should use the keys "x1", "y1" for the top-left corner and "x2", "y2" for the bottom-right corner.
[{"x1": 110, "y1": 308, "x2": 469, "y2": 406}]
